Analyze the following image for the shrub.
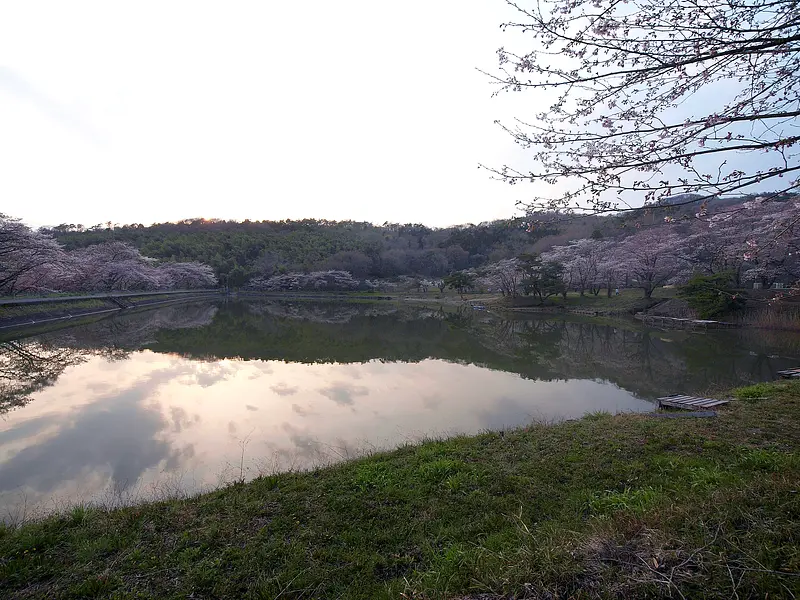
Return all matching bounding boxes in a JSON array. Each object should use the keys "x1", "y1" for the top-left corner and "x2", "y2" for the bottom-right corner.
[{"x1": 677, "y1": 271, "x2": 746, "y2": 318}]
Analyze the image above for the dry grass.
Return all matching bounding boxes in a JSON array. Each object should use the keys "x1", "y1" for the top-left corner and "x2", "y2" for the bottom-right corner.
[{"x1": 735, "y1": 305, "x2": 800, "y2": 331}]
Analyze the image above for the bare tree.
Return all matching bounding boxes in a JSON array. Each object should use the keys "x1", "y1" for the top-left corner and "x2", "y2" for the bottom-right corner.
[{"x1": 484, "y1": 0, "x2": 800, "y2": 215}]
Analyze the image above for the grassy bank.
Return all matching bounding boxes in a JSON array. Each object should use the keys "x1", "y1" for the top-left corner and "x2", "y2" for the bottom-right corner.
[
  {"x1": 0, "y1": 299, "x2": 110, "y2": 320},
  {"x1": 0, "y1": 294, "x2": 223, "y2": 335},
  {"x1": 383, "y1": 289, "x2": 659, "y2": 315},
  {"x1": 498, "y1": 288, "x2": 677, "y2": 315},
  {"x1": 2, "y1": 382, "x2": 800, "y2": 599}
]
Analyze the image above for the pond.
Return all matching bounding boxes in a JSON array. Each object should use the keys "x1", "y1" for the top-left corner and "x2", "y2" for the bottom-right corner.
[{"x1": 1, "y1": 299, "x2": 798, "y2": 520}]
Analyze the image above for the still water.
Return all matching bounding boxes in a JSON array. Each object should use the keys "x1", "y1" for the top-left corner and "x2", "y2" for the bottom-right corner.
[{"x1": 1, "y1": 300, "x2": 797, "y2": 519}]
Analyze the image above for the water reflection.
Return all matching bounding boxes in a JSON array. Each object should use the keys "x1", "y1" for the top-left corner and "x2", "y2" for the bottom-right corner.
[
  {"x1": 0, "y1": 300, "x2": 797, "y2": 519},
  {"x1": 0, "y1": 303, "x2": 217, "y2": 415}
]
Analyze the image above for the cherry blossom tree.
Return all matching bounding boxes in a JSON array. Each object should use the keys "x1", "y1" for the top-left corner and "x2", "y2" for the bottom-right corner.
[
  {"x1": 2, "y1": 216, "x2": 219, "y2": 295},
  {"x1": 157, "y1": 262, "x2": 218, "y2": 289},
  {"x1": 682, "y1": 220, "x2": 749, "y2": 283},
  {"x1": 68, "y1": 242, "x2": 162, "y2": 291},
  {"x1": 481, "y1": 258, "x2": 523, "y2": 296},
  {"x1": 246, "y1": 271, "x2": 362, "y2": 292},
  {"x1": 597, "y1": 254, "x2": 623, "y2": 298},
  {"x1": 66, "y1": 242, "x2": 217, "y2": 291},
  {"x1": 485, "y1": 0, "x2": 800, "y2": 215},
  {"x1": 0, "y1": 214, "x2": 66, "y2": 295},
  {"x1": 541, "y1": 239, "x2": 605, "y2": 295},
  {"x1": 683, "y1": 196, "x2": 800, "y2": 286},
  {"x1": 616, "y1": 229, "x2": 688, "y2": 297},
  {"x1": 741, "y1": 199, "x2": 799, "y2": 285}
]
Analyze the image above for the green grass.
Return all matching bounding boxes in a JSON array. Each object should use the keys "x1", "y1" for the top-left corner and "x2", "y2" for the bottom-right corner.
[
  {"x1": 734, "y1": 382, "x2": 778, "y2": 401},
  {"x1": 0, "y1": 293, "x2": 220, "y2": 321},
  {"x1": 561, "y1": 287, "x2": 676, "y2": 304},
  {"x1": 0, "y1": 292, "x2": 91, "y2": 300},
  {"x1": 0, "y1": 299, "x2": 110, "y2": 319},
  {"x1": 2, "y1": 382, "x2": 800, "y2": 599}
]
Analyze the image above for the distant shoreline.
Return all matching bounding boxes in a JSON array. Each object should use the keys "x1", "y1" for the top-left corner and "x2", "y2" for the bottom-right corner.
[{"x1": 2, "y1": 290, "x2": 793, "y2": 337}]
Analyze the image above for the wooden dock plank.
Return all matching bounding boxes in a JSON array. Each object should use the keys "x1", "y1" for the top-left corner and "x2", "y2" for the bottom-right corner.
[
  {"x1": 657, "y1": 394, "x2": 729, "y2": 411},
  {"x1": 777, "y1": 367, "x2": 800, "y2": 379},
  {"x1": 667, "y1": 398, "x2": 709, "y2": 406},
  {"x1": 658, "y1": 400, "x2": 688, "y2": 409}
]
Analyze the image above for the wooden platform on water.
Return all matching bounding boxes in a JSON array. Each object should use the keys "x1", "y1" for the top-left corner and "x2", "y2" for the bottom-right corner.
[
  {"x1": 778, "y1": 367, "x2": 800, "y2": 379},
  {"x1": 657, "y1": 394, "x2": 729, "y2": 410}
]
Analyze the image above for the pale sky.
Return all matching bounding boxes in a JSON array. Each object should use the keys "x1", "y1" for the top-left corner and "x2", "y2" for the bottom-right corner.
[{"x1": 0, "y1": 1, "x2": 536, "y2": 228}]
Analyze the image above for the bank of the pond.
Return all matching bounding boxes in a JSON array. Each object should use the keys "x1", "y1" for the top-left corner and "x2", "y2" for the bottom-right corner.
[
  {"x1": 0, "y1": 290, "x2": 685, "y2": 331},
  {"x1": 2, "y1": 381, "x2": 799, "y2": 598},
  {"x1": 0, "y1": 292, "x2": 222, "y2": 332},
  {"x1": 487, "y1": 291, "x2": 800, "y2": 330}
]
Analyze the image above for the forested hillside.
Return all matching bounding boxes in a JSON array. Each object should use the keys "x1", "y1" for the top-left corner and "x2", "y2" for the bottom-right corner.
[
  {"x1": 44, "y1": 216, "x2": 605, "y2": 286},
  {"x1": 24, "y1": 192, "x2": 798, "y2": 301}
]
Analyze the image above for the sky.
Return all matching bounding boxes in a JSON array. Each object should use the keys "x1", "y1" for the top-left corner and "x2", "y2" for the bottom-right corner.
[{"x1": 0, "y1": 1, "x2": 538, "y2": 228}]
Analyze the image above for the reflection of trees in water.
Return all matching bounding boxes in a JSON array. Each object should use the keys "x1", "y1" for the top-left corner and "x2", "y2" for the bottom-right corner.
[
  {"x1": 145, "y1": 301, "x2": 800, "y2": 398},
  {"x1": 441, "y1": 305, "x2": 476, "y2": 329},
  {"x1": 44, "y1": 303, "x2": 218, "y2": 351},
  {"x1": 151, "y1": 301, "x2": 484, "y2": 365},
  {"x1": 242, "y1": 300, "x2": 485, "y2": 328},
  {"x1": 0, "y1": 303, "x2": 219, "y2": 414},
  {"x1": 244, "y1": 300, "x2": 398, "y2": 324},
  {"x1": 480, "y1": 317, "x2": 799, "y2": 397},
  {"x1": 22, "y1": 298, "x2": 791, "y2": 402},
  {"x1": 0, "y1": 341, "x2": 100, "y2": 414},
  {"x1": 540, "y1": 322, "x2": 686, "y2": 394}
]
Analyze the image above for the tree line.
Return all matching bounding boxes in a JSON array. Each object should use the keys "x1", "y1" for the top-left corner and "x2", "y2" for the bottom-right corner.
[
  {"x1": 472, "y1": 196, "x2": 800, "y2": 303},
  {"x1": 0, "y1": 214, "x2": 216, "y2": 295},
  {"x1": 43, "y1": 216, "x2": 561, "y2": 287},
  {"x1": 3, "y1": 191, "x2": 797, "y2": 297}
]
